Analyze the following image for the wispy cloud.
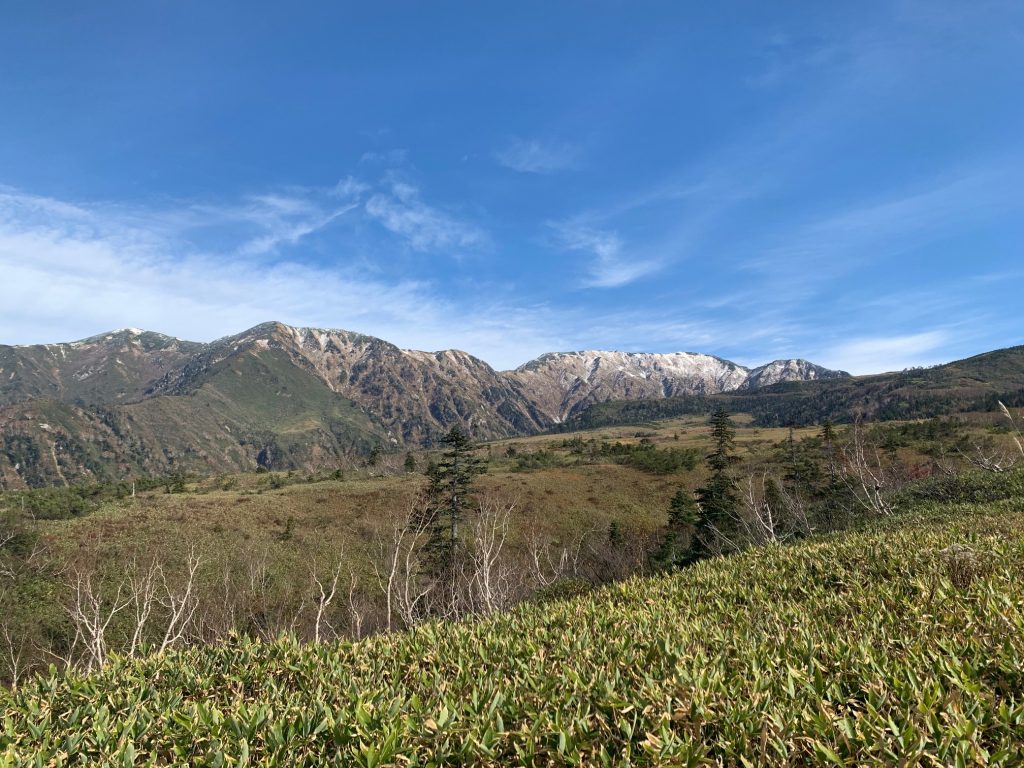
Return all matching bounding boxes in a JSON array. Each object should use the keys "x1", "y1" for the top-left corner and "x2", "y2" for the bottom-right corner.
[
  {"x1": 174, "y1": 182, "x2": 369, "y2": 259},
  {"x1": 0, "y1": 184, "x2": 1002, "y2": 374},
  {"x1": 359, "y1": 148, "x2": 408, "y2": 165},
  {"x1": 365, "y1": 181, "x2": 487, "y2": 252},
  {"x1": 739, "y1": 163, "x2": 1022, "y2": 303},
  {"x1": 0, "y1": 185, "x2": 560, "y2": 369},
  {"x1": 234, "y1": 198, "x2": 359, "y2": 258},
  {"x1": 550, "y1": 220, "x2": 661, "y2": 288},
  {"x1": 818, "y1": 330, "x2": 951, "y2": 375},
  {"x1": 495, "y1": 137, "x2": 581, "y2": 174}
]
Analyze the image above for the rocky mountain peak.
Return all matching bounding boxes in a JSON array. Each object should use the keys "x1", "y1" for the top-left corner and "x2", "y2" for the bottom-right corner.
[
  {"x1": 506, "y1": 349, "x2": 843, "y2": 422},
  {"x1": 1, "y1": 321, "x2": 850, "y2": 485}
]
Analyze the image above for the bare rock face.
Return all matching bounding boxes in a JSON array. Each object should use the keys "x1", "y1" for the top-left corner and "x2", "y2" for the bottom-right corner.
[
  {"x1": 741, "y1": 359, "x2": 845, "y2": 390},
  {"x1": 145, "y1": 322, "x2": 547, "y2": 444},
  {"x1": 266, "y1": 324, "x2": 549, "y2": 443},
  {"x1": 507, "y1": 350, "x2": 844, "y2": 423}
]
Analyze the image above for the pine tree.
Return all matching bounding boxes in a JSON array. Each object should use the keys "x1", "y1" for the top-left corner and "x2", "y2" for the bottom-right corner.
[
  {"x1": 782, "y1": 430, "x2": 823, "y2": 498},
  {"x1": 607, "y1": 519, "x2": 623, "y2": 547},
  {"x1": 421, "y1": 426, "x2": 485, "y2": 578},
  {"x1": 651, "y1": 488, "x2": 700, "y2": 570},
  {"x1": 404, "y1": 452, "x2": 416, "y2": 473},
  {"x1": 820, "y1": 420, "x2": 837, "y2": 486},
  {"x1": 694, "y1": 407, "x2": 739, "y2": 554},
  {"x1": 706, "y1": 407, "x2": 737, "y2": 474}
]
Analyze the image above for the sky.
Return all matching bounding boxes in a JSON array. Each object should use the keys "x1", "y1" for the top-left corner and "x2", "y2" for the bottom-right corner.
[{"x1": 0, "y1": 1, "x2": 1022, "y2": 374}]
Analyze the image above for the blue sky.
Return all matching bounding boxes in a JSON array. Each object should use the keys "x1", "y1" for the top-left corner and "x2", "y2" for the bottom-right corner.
[{"x1": 1, "y1": 1, "x2": 1022, "y2": 373}]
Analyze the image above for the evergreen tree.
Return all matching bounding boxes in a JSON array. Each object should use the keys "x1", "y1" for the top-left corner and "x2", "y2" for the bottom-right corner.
[
  {"x1": 668, "y1": 488, "x2": 701, "y2": 530},
  {"x1": 404, "y1": 452, "x2": 416, "y2": 473},
  {"x1": 607, "y1": 519, "x2": 623, "y2": 547},
  {"x1": 651, "y1": 488, "x2": 700, "y2": 570},
  {"x1": 694, "y1": 407, "x2": 739, "y2": 554},
  {"x1": 782, "y1": 432, "x2": 823, "y2": 498},
  {"x1": 820, "y1": 420, "x2": 837, "y2": 486},
  {"x1": 421, "y1": 426, "x2": 485, "y2": 578},
  {"x1": 706, "y1": 407, "x2": 737, "y2": 474}
]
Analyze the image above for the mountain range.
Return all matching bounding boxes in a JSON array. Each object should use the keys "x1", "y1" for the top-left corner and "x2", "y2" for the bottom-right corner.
[{"x1": 0, "y1": 321, "x2": 847, "y2": 487}]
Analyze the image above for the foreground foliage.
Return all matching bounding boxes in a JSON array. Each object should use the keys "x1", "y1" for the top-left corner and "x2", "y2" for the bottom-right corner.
[{"x1": 3, "y1": 497, "x2": 1024, "y2": 765}]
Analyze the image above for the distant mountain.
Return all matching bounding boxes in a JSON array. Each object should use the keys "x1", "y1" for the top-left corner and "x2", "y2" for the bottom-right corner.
[
  {"x1": 0, "y1": 321, "x2": 848, "y2": 486},
  {"x1": 565, "y1": 344, "x2": 1024, "y2": 431},
  {"x1": 0, "y1": 329, "x2": 201, "y2": 407},
  {"x1": 507, "y1": 350, "x2": 845, "y2": 423},
  {"x1": 142, "y1": 322, "x2": 549, "y2": 444}
]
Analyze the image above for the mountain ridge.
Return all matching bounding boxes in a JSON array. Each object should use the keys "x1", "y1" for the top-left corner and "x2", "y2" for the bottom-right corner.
[
  {"x1": 0, "y1": 320, "x2": 856, "y2": 487},
  {"x1": 4, "y1": 322, "x2": 846, "y2": 378}
]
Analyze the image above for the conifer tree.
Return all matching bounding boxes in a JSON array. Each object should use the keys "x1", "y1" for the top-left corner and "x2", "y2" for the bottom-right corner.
[
  {"x1": 695, "y1": 407, "x2": 739, "y2": 554},
  {"x1": 821, "y1": 420, "x2": 837, "y2": 486},
  {"x1": 651, "y1": 488, "x2": 701, "y2": 570},
  {"x1": 421, "y1": 426, "x2": 485, "y2": 578}
]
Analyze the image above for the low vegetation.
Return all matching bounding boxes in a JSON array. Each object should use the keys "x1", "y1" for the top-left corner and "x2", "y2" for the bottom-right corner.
[
  {"x1": 3, "y1": 406, "x2": 1024, "y2": 763},
  {"x1": 3, "y1": 490, "x2": 1023, "y2": 764}
]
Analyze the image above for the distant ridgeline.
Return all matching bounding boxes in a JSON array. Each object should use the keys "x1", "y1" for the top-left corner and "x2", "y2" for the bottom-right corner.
[
  {"x1": 0, "y1": 320, "x2": 1021, "y2": 486},
  {"x1": 563, "y1": 345, "x2": 1024, "y2": 431}
]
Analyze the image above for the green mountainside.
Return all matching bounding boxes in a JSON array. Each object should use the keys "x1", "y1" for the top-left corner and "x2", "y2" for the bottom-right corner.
[{"x1": 0, "y1": 345, "x2": 388, "y2": 486}]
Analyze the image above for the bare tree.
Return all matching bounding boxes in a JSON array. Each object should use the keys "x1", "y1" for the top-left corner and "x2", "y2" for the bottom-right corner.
[
  {"x1": 0, "y1": 621, "x2": 27, "y2": 688},
  {"x1": 372, "y1": 503, "x2": 434, "y2": 631},
  {"x1": 65, "y1": 569, "x2": 131, "y2": 672},
  {"x1": 737, "y1": 474, "x2": 783, "y2": 546},
  {"x1": 958, "y1": 441, "x2": 1021, "y2": 473},
  {"x1": 734, "y1": 473, "x2": 813, "y2": 547},
  {"x1": 156, "y1": 546, "x2": 202, "y2": 653},
  {"x1": 201, "y1": 564, "x2": 242, "y2": 642},
  {"x1": 0, "y1": 520, "x2": 21, "y2": 582},
  {"x1": 525, "y1": 527, "x2": 589, "y2": 589},
  {"x1": 126, "y1": 556, "x2": 160, "y2": 657},
  {"x1": 310, "y1": 559, "x2": 343, "y2": 643},
  {"x1": 955, "y1": 402, "x2": 1024, "y2": 473},
  {"x1": 839, "y1": 420, "x2": 895, "y2": 516},
  {"x1": 465, "y1": 497, "x2": 517, "y2": 615},
  {"x1": 346, "y1": 570, "x2": 366, "y2": 640}
]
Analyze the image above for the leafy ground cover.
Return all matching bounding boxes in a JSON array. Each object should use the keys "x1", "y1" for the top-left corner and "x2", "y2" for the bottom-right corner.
[{"x1": 3, "y1": 491, "x2": 1023, "y2": 765}]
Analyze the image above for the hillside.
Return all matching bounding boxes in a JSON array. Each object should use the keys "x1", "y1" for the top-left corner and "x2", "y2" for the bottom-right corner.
[
  {"x1": 3, "y1": 323, "x2": 1021, "y2": 489},
  {"x1": 3, "y1": 493, "x2": 1022, "y2": 764},
  {"x1": 566, "y1": 344, "x2": 1024, "y2": 430},
  {"x1": 0, "y1": 329, "x2": 202, "y2": 408},
  {"x1": 0, "y1": 323, "x2": 843, "y2": 487}
]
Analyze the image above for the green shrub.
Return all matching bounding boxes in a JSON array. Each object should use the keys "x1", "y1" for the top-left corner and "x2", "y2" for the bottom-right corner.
[
  {"x1": 529, "y1": 577, "x2": 594, "y2": 604},
  {"x1": 894, "y1": 467, "x2": 1024, "y2": 506}
]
